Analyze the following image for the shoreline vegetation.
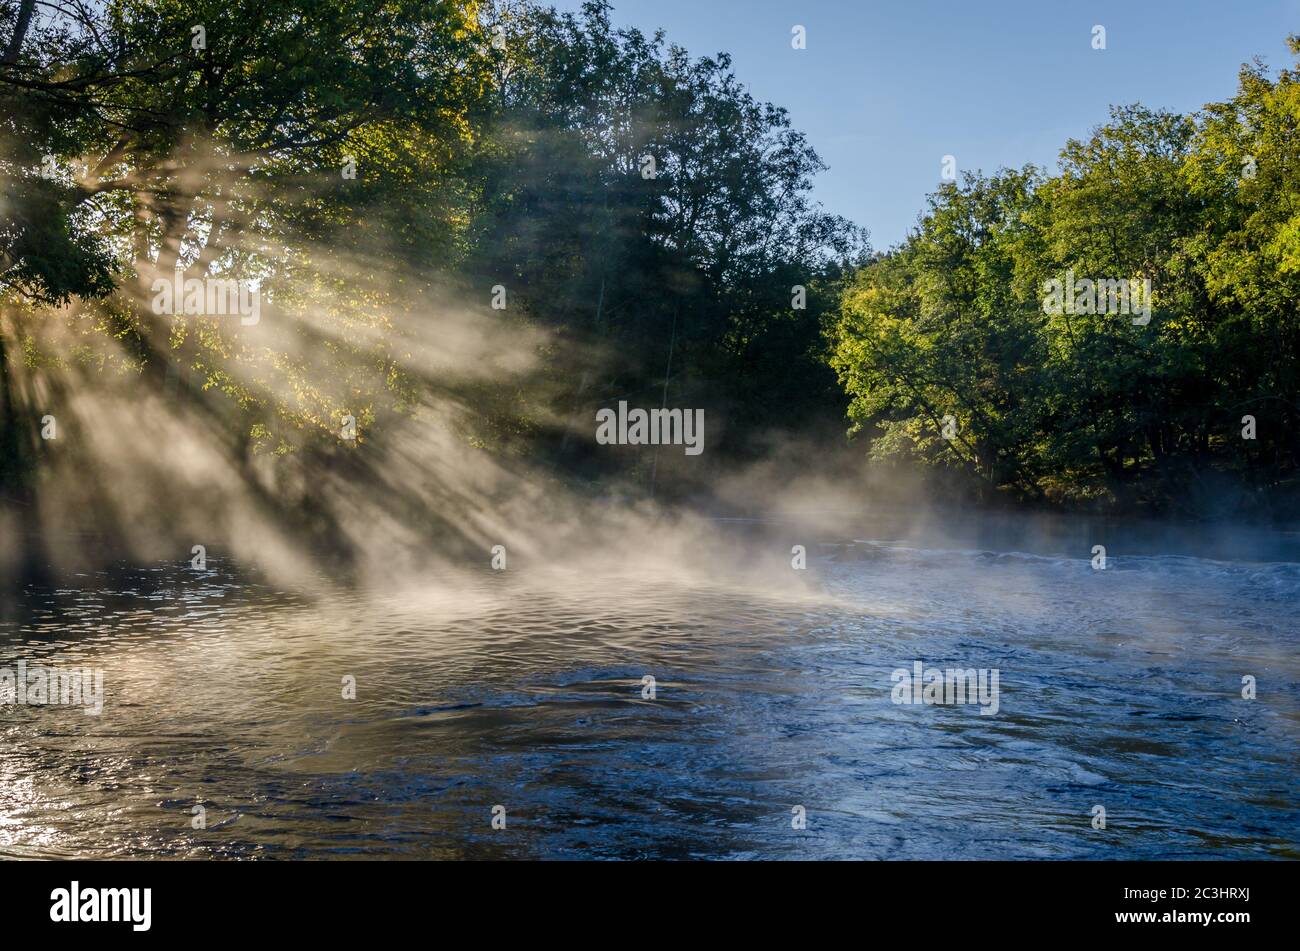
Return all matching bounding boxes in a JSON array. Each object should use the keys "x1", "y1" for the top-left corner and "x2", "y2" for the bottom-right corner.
[{"x1": 2, "y1": 2, "x2": 1299, "y2": 584}]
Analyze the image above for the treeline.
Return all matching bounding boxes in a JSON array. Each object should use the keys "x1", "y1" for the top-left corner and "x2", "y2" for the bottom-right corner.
[
  {"x1": 0, "y1": 0, "x2": 864, "y2": 509},
  {"x1": 830, "y1": 41, "x2": 1300, "y2": 516},
  {"x1": 3, "y1": 1, "x2": 1298, "y2": 521}
]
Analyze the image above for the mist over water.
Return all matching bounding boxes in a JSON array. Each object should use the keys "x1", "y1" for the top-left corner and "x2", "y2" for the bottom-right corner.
[
  {"x1": 2, "y1": 149, "x2": 1296, "y2": 858},
  {"x1": 2, "y1": 0, "x2": 1299, "y2": 870},
  {"x1": 2, "y1": 512, "x2": 1295, "y2": 859}
]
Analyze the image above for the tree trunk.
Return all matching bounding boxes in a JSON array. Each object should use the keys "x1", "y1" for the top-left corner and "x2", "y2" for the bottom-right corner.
[{"x1": 2, "y1": 0, "x2": 36, "y2": 64}]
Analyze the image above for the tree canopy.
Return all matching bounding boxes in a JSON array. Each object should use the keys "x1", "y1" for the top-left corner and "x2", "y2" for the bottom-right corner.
[
  {"x1": 3, "y1": 1, "x2": 1297, "y2": 542},
  {"x1": 831, "y1": 42, "x2": 1300, "y2": 514}
]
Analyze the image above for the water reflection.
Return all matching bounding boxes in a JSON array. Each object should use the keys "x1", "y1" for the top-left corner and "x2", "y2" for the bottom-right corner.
[{"x1": 1, "y1": 515, "x2": 1297, "y2": 859}]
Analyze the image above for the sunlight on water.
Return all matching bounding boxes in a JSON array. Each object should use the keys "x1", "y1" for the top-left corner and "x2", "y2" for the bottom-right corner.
[{"x1": 1, "y1": 517, "x2": 1297, "y2": 859}]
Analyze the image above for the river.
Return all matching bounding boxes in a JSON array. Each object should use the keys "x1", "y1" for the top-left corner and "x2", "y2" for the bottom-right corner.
[{"x1": 1, "y1": 512, "x2": 1296, "y2": 858}]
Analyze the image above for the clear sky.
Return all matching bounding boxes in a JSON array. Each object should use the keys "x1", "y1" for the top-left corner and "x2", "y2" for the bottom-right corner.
[{"x1": 551, "y1": 0, "x2": 1300, "y2": 250}]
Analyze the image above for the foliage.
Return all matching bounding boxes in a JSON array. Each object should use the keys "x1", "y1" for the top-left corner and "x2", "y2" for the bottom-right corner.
[{"x1": 830, "y1": 47, "x2": 1300, "y2": 512}]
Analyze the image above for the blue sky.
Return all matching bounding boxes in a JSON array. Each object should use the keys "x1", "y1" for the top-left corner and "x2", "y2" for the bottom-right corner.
[{"x1": 552, "y1": 0, "x2": 1300, "y2": 250}]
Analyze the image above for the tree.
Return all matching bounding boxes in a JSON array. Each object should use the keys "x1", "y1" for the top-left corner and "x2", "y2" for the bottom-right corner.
[{"x1": 830, "y1": 40, "x2": 1300, "y2": 513}]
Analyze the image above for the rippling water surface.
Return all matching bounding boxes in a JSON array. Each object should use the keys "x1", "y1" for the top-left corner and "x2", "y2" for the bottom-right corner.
[{"x1": 2, "y1": 515, "x2": 1297, "y2": 859}]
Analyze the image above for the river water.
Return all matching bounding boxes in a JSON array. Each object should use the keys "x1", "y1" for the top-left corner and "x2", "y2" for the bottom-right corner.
[{"x1": 1, "y1": 514, "x2": 1297, "y2": 859}]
